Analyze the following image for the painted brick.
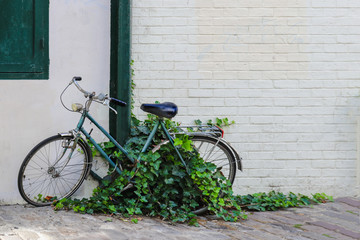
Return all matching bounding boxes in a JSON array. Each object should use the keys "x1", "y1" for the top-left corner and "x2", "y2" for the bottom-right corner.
[
  {"x1": 199, "y1": 98, "x2": 224, "y2": 107},
  {"x1": 312, "y1": 160, "x2": 336, "y2": 169},
  {"x1": 286, "y1": 160, "x2": 312, "y2": 169},
  {"x1": 136, "y1": 89, "x2": 162, "y2": 98},
  {"x1": 188, "y1": 71, "x2": 212, "y2": 80},
  {"x1": 135, "y1": 80, "x2": 174, "y2": 89},
  {"x1": 199, "y1": 80, "x2": 227, "y2": 89},
  {"x1": 187, "y1": 107, "x2": 214, "y2": 116},
  {"x1": 213, "y1": 89, "x2": 238, "y2": 98},
  {"x1": 174, "y1": 80, "x2": 198, "y2": 89},
  {"x1": 162, "y1": 89, "x2": 188, "y2": 98},
  {"x1": 133, "y1": 0, "x2": 162, "y2": 8}
]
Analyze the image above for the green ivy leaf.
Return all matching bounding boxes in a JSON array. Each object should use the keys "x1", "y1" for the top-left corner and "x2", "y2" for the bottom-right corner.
[
  {"x1": 194, "y1": 119, "x2": 202, "y2": 126},
  {"x1": 182, "y1": 140, "x2": 192, "y2": 152},
  {"x1": 109, "y1": 205, "x2": 116, "y2": 213},
  {"x1": 172, "y1": 167, "x2": 186, "y2": 178},
  {"x1": 165, "y1": 178, "x2": 174, "y2": 184},
  {"x1": 131, "y1": 218, "x2": 138, "y2": 224},
  {"x1": 153, "y1": 160, "x2": 161, "y2": 171},
  {"x1": 173, "y1": 138, "x2": 183, "y2": 146}
]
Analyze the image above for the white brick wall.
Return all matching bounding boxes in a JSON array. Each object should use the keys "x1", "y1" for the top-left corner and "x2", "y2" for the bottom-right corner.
[{"x1": 132, "y1": 0, "x2": 360, "y2": 196}]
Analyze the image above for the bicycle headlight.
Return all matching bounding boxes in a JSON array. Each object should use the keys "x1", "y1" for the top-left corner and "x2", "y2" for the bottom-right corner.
[{"x1": 71, "y1": 103, "x2": 83, "y2": 112}]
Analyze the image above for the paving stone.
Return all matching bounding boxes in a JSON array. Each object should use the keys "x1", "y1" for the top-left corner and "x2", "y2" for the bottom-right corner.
[
  {"x1": 0, "y1": 236, "x2": 23, "y2": 240},
  {"x1": 307, "y1": 213, "x2": 360, "y2": 233},
  {"x1": 237, "y1": 220, "x2": 284, "y2": 240},
  {"x1": 316, "y1": 201, "x2": 359, "y2": 216},
  {"x1": 288, "y1": 236, "x2": 312, "y2": 240},
  {"x1": 69, "y1": 232, "x2": 112, "y2": 240},
  {"x1": 13, "y1": 230, "x2": 40, "y2": 240},
  {"x1": 309, "y1": 221, "x2": 360, "y2": 239},
  {"x1": 230, "y1": 233, "x2": 258, "y2": 240},
  {"x1": 268, "y1": 213, "x2": 305, "y2": 226},
  {"x1": 275, "y1": 210, "x2": 311, "y2": 222},
  {"x1": 56, "y1": 227, "x2": 80, "y2": 236},
  {"x1": 244, "y1": 230, "x2": 282, "y2": 240},
  {"x1": 322, "y1": 210, "x2": 360, "y2": 226},
  {"x1": 300, "y1": 224, "x2": 355, "y2": 240},
  {"x1": 336, "y1": 197, "x2": 360, "y2": 208},
  {"x1": 101, "y1": 229, "x2": 131, "y2": 239},
  {"x1": 38, "y1": 231, "x2": 67, "y2": 240},
  {"x1": 250, "y1": 213, "x2": 304, "y2": 237}
]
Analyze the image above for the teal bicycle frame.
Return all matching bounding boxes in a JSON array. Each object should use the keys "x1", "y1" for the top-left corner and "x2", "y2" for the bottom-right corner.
[{"x1": 74, "y1": 110, "x2": 188, "y2": 181}]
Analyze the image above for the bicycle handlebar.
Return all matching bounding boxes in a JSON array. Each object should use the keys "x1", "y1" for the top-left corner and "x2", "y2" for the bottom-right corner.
[
  {"x1": 110, "y1": 97, "x2": 127, "y2": 107},
  {"x1": 70, "y1": 76, "x2": 127, "y2": 107},
  {"x1": 71, "y1": 76, "x2": 92, "y2": 97}
]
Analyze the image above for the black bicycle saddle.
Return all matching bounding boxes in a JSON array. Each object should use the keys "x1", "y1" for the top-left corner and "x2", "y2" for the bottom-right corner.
[{"x1": 140, "y1": 102, "x2": 178, "y2": 119}]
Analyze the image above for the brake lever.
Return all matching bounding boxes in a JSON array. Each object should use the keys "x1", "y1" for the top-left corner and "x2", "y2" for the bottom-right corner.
[
  {"x1": 103, "y1": 99, "x2": 118, "y2": 115},
  {"x1": 109, "y1": 105, "x2": 118, "y2": 115}
]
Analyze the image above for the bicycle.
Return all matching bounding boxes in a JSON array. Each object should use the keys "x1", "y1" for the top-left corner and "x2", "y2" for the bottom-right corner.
[{"x1": 18, "y1": 77, "x2": 241, "y2": 210}]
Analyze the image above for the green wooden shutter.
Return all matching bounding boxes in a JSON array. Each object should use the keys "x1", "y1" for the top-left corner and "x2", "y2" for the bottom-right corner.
[{"x1": 0, "y1": 0, "x2": 49, "y2": 79}]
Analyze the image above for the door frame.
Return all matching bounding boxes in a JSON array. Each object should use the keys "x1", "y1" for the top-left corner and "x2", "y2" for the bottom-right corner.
[{"x1": 109, "y1": 0, "x2": 131, "y2": 144}]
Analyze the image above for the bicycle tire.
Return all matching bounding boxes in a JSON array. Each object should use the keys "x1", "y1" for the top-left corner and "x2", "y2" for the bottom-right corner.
[
  {"x1": 191, "y1": 135, "x2": 237, "y2": 184},
  {"x1": 18, "y1": 135, "x2": 92, "y2": 206}
]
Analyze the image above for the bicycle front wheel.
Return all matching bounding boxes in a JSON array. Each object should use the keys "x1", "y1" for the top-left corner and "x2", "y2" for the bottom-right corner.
[
  {"x1": 191, "y1": 135, "x2": 237, "y2": 184},
  {"x1": 18, "y1": 135, "x2": 92, "y2": 206}
]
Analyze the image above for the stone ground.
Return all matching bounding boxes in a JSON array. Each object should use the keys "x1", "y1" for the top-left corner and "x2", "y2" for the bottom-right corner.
[{"x1": 0, "y1": 197, "x2": 359, "y2": 240}]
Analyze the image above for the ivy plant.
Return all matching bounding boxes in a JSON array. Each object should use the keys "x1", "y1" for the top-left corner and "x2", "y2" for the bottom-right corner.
[
  {"x1": 55, "y1": 116, "x2": 247, "y2": 223},
  {"x1": 55, "y1": 115, "x2": 333, "y2": 224},
  {"x1": 235, "y1": 191, "x2": 333, "y2": 212}
]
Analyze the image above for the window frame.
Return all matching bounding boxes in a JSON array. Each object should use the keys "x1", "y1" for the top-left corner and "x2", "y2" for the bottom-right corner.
[{"x1": 0, "y1": 0, "x2": 49, "y2": 80}]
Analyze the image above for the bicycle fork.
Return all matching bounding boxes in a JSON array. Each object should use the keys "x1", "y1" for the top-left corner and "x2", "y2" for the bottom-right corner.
[{"x1": 47, "y1": 134, "x2": 81, "y2": 178}]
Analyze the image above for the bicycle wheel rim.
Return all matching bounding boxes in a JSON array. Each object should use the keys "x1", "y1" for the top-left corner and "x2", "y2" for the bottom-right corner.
[{"x1": 18, "y1": 135, "x2": 91, "y2": 206}]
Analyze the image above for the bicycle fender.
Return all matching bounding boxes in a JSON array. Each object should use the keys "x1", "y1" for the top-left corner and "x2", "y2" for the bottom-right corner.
[
  {"x1": 228, "y1": 144, "x2": 242, "y2": 171},
  {"x1": 219, "y1": 138, "x2": 243, "y2": 171},
  {"x1": 58, "y1": 132, "x2": 74, "y2": 137}
]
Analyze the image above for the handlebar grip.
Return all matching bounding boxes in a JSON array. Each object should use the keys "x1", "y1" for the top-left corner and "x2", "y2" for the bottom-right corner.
[
  {"x1": 110, "y1": 98, "x2": 127, "y2": 107},
  {"x1": 73, "y1": 76, "x2": 82, "y2": 81}
]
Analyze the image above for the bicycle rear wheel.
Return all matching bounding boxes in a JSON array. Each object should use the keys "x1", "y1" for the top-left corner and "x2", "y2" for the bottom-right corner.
[
  {"x1": 190, "y1": 135, "x2": 237, "y2": 214},
  {"x1": 191, "y1": 135, "x2": 236, "y2": 184},
  {"x1": 18, "y1": 135, "x2": 92, "y2": 206}
]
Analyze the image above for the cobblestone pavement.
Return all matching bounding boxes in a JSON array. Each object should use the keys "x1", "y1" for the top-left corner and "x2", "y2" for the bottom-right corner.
[{"x1": 0, "y1": 197, "x2": 359, "y2": 240}]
